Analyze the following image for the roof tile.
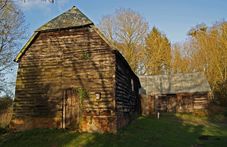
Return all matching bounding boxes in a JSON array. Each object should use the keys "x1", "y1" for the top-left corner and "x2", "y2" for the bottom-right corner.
[{"x1": 36, "y1": 6, "x2": 93, "y2": 32}]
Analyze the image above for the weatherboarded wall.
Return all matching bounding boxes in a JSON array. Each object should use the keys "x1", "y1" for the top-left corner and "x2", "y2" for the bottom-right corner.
[
  {"x1": 140, "y1": 93, "x2": 209, "y2": 115},
  {"x1": 11, "y1": 27, "x2": 117, "y2": 132},
  {"x1": 11, "y1": 26, "x2": 141, "y2": 133},
  {"x1": 139, "y1": 73, "x2": 211, "y2": 115},
  {"x1": 115, "y1": 53, "x2": 141, "y2": 129},
  {"x1": 141, "y1": 95, "x2": 154, "y2": 116}
]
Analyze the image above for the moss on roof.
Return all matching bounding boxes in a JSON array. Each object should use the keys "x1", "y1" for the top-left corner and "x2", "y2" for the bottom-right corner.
[
  {"x1": 36, "y1": 6, "x2": 93, "y2": 32},
  {"x1": 139, "y1": 72, "x2": 211, "y2": 95}
]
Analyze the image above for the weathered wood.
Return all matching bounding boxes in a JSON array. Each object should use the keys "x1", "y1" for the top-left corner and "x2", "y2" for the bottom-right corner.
[
  {"x1": 141, "y1": 92, "x2": 209, "y2": 115},
  {"x1": 11, "y1": 17, "x2": 141, "y2": 133},
  {"x1": 114, "y1": 52, "x2": 141, "y2": 129}
]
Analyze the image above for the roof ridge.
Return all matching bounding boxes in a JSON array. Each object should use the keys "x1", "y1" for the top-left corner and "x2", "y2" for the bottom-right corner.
[{"x1": 36, "y1": 6, "x2": 93, "y2": 32}]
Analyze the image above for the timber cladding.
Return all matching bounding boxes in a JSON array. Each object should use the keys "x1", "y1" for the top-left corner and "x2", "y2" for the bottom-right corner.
[
  {"x1": 141, "y1": 93, "x2": 210, "y2": 115},
  {"x1": 139, "y1": 73, "x2": 211, "y2": 115},
  {"x1": 115, "y1": 52, "x2": 141, "y2": 128},
  {"x1": 11, "y1": 6, "x2": 141, "y2": 133}
]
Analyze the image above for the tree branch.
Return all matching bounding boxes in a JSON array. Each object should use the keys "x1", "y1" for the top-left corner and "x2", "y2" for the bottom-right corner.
[{"x1": 0, "y1": 0, "x2": 8, "y2": 11}]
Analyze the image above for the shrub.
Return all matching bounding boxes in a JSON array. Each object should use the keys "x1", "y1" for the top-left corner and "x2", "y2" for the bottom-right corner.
[
  {"x1": 208, "y1": 103, "x2": 226, "y2": 115},
  {"x1": 214, "y1": 80, "x2": 227, "y2": 106},
  {"x1": 207, "y1": 103, "x2": 227, "y2": 123},
  {"x1": 0, "y1": 127, "x2": 7, "y2": 134},
  {"x1": 0, "y1": 96, "x2": 13, "y2": 111},
  {"x1": 224, "y1": 110, "x2": 227, "y2": 117},
  {"x1": 0, "y1": 96, "x2": 13, "y2": 128},
  {"x1": 0, "y1": 108, "x2": 12, "y2": 128}
]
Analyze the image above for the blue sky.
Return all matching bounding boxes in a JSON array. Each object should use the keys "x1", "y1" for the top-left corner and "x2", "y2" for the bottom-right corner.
[
  {"x1": 2, "y1": 0, "x2": 226, "y2": 96},
  {"x1": 16, "y1": 0, "x2": 227, "y2": 43}
]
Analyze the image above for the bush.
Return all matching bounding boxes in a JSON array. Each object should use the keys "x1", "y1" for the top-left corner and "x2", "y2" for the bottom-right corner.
[
  {"x1": 207, "y1": 103, "x2": 227, "y2": 123},
  {"x1": 224, "y1": 110, "x2": 227, "y2": 117},
  {"x1": 0, "y1": 107, "x2": 12, "y2": 128},
  {"x1": 0, "y1": 96, "x2": 13, "y2": 128},
  {"x1": 214, "y1": 80, "x2": 227, "y2": 106},
  {"x1": 0, "y1": 96, "x2": 13, "y2": 111},
  {"x1": 210, "y1": 114, "x2": 226, "y2": 123},
  {"x1": 0, "y1": 127, "x2": 7, "y2": 134},
  {"x1": 208, "y1": 103, "x2": 226, "y2": 115}
]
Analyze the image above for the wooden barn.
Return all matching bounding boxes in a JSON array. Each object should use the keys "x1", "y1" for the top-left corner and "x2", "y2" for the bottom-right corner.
[
  {"x1": 139, "y1": 72, "x2": 211, "y2": 115},
  {"x1": 10, "y1": 6, "x2": 141, "y2": 133}
]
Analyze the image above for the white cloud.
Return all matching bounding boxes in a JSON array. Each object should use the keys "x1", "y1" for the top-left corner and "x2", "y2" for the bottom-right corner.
[
  {"x1": 55, "y1": 0, "x2": 69, "y2": 12},
  {"x1": 15, "y1": 0, "x2": 53, "y2": 11},
  {"x1": 15, "y1": 0, "x2": 70, "y2": 14}
]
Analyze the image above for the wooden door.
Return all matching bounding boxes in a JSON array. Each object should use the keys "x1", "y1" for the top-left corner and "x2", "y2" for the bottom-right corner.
[
  {"x1": 157, "y1": 96, "x2": 167, "y2": 112},
  {"x1": 63, "y1": 89, "x2": 80, "y2": 130}
]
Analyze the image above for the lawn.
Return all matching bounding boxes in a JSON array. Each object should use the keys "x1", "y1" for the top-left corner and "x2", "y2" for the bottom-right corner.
[{"x1": 0, "y1": 114, "x2": 227, "y2": 147}]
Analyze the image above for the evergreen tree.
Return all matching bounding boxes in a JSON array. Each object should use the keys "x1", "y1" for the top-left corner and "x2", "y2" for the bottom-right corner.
[{"x1": 143, "y1": 27, "x2": 171, "y2": 75}]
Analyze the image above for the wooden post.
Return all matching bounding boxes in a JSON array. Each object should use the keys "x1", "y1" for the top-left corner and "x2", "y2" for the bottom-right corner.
[
  {"x1": 62, "y1": 90, "x2": 66, "y2": 129},
  {"x1": 155, "y1": 95, "x2": 160, "y2": 119}
]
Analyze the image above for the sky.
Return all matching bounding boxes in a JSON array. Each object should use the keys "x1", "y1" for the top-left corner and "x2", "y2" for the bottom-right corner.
[
  {"x1": 15, "y1": 0, "x2": 227, "y2": 44},
  {"x1": 2, "y1": 0, "x2": 227, "y2": 96}
]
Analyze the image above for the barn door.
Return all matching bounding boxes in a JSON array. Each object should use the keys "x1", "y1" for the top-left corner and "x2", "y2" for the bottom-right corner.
[
  {"x1": 156, "y1": 96, "x2": 167, "y2": 112},
  {"x1": 62, "y1": 89, "x2": 80, "y2": 130}
]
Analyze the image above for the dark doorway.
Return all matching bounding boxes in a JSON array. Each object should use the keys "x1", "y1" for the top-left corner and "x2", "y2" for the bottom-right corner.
[
  {"x1": 156, "y1": 96, "x2": 168, "y2": 112},
  {"x1": 62, "y1": 88, "x2": 80, "y2": 130}
]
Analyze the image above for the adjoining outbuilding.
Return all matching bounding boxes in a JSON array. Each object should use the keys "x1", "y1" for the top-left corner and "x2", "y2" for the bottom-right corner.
[
  {"x1": 139, "y1": 72, "x2": 211, "y2": 115},
  {"x1": 10, "y1": 6, "x2": 141, "y2": 133}
]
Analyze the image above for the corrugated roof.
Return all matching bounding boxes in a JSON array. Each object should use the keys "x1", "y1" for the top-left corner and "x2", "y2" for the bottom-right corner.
[
  {"x1": 139, "y1": 72, "x2": 211, "y2": 95},
  {"x1": 36, "y1": 6, "x2": 93, "y2": 31}
]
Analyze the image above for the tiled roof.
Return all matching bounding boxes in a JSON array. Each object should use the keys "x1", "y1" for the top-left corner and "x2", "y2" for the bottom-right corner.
[
  {"x1": 139, "y1": 72, "x2": 211, "y2": 95},
  {"x1": 36, "y1": 6, "x2": 93, "y2": 31}
]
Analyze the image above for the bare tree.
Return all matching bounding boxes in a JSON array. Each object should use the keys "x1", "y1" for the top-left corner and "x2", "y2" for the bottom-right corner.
[
  {"x1": 99, "y1": 8, "x2": 149, "y2": 72},
  {"x1": 0, "y1": 0, "x2": 7, "y2": 10},
  {"x1": 0, "y1": 0, "x2": 26, "y2": 96}
]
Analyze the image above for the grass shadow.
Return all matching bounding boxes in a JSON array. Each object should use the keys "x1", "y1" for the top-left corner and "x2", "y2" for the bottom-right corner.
[{"x1": 2, "y1": 114, "x2": 227, "y2": 147}]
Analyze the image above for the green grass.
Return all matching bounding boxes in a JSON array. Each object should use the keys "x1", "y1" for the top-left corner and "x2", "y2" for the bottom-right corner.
[{"x1": 0, "y1": 114, "x2": 227, "y2": 147}]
